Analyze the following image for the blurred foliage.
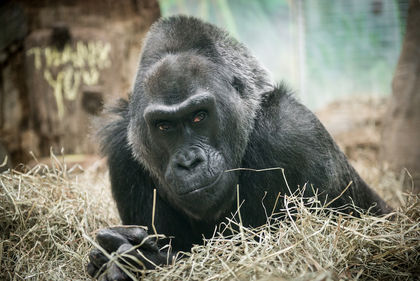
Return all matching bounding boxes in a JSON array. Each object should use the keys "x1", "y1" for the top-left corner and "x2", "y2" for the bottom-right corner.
[
  {"x1": 159, "y1": 0, "x2": 293, "y2": 87},
  {"x1": 303, "y1": 0, "x2": 405, "y2": 107},
  {"x1": 158, "y1": 0, "x2": 408, "y2": 109}
]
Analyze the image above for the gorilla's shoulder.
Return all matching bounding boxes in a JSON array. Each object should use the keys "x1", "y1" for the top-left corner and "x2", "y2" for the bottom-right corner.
[{"x1": 96, "y1": 98, "x2": 130, "y2": 157}]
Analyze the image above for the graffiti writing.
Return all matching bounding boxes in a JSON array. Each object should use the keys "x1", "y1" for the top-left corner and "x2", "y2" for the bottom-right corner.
[{"x1": 26, "y1": 41, "x2": 111, "y2": 117}]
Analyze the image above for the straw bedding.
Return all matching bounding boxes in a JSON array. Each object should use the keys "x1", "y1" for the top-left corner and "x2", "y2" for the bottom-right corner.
[{"x1": 1, "y1": 156, "x2": 418, "y2": 280}]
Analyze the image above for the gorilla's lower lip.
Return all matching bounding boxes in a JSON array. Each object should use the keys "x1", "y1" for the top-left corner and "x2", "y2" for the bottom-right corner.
[{"x1": 178, "y1": 173, "x2": 223, "y2": 196}]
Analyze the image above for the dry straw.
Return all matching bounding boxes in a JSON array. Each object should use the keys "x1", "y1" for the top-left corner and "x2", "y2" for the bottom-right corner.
[{"x1": 0, "y1": 156, "x2": 419, "y2": 281}]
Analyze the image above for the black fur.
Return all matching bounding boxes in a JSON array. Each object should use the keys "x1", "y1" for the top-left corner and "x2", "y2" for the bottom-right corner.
[{"x1": 88, "y1": 16, "x2": 391, "y2": 279}]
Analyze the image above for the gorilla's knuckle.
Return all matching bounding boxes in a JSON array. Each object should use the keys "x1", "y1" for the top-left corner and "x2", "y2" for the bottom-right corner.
[
  {"x1": 116, "y1": 243, "x2": 133, "y2": 254},
  {"x1": 96, "y1": 229, "x2": 112, "y2": 241},
  {"x1": 86, "y1": 262, "x2": 97, "y2": 277},
  {"x1": 89, "y1": 248, "x2": 101, "y2": 260}
]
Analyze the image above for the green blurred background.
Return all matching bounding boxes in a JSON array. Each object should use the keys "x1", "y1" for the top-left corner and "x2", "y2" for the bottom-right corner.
[{"x1": 159, "y1": 0, "x2": 408, "y2": 109}]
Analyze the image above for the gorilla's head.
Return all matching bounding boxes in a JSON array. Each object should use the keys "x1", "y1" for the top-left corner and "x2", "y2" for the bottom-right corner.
[{"x1": 127, "y1": 17, "x2": 273, "y2": 221}]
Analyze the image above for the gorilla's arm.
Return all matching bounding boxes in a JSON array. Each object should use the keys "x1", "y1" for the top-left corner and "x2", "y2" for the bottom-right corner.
[
  {"x1": 99, "y1": 100, "x2": 203, "y2": 247},
  {"x1": 88, "y1": 100, "x2": 202, "y2": 279},
  {"x1": 239, "y1": 85, "x2": 391, "y2": 219},
  {"x1": 97, "y1": 99, "x2": 155, "y2": 226}
]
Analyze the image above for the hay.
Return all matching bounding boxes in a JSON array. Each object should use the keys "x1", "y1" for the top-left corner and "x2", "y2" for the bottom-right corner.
[
  {"x1": 1, "y1": 158, "x2": 419, "y2": 281},
  {"x1": 147, "y1": 193, "x2": 419, "y2": 281},
  {"x1": 0, "y1": 160, "x2": 118, "y2": 280}
]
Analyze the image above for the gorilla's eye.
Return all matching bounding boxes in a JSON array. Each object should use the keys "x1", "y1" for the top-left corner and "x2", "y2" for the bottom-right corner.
[
  {"x1": 192, "y1": 111, "x2": 207, "y2": 123},
  {"x1": 157, "y1": 121, "x2": 173, "y2": 131}
]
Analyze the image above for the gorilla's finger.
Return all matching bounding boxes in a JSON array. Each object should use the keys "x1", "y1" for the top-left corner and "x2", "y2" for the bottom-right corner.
[
  {"x1": 107, "y1": 226, "x2": 149, "y2": 246},
  {"x1": 101, "y1": 227, "x2": 159, "y2": 253},
  {"x1": 134, "y1": 235, "x2": 160, "y2": 252},
  {"x1": 105, "y1": 263, "x2": 130, "y2": 281},
  {"x1": 87, "y1": 261, "x2": 108, "y2": 280},
  {"x1": 98, "y1": 272, "x2": 109, "y2": 281},
  {"x1": 117, "y1": 242, "x2": 167, "y2": 269},
  {"x1": 115, "y1": 243, "x2": 149, "y2": 269},
  {"x1": 86, "y1": 261, "x2": 98, "y2": 277},
  {"x1": 89, "y1": 248, "x2": 109, "y2": 268},
  {"x1": 96, "y1": 229, "x2": 129, "y2": 252}
]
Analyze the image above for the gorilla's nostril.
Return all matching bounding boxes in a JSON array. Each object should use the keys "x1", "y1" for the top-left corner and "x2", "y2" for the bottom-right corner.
[
  {"x1": 177, "y1": 158, "x2": 202, "y2": 171},
  {"x1": 190, "y1": 158, "x2": 202, "y2": 169},
  {"x1": 176, "y1": 163, "x2": 189, "y2": 170}
]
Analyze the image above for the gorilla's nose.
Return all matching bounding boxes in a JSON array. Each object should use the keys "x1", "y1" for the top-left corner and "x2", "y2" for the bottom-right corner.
[
  {"x1": 174, "y1": 151, "x2": 205, "y2": 172},
  {"x1": 176, "y1": 156, "x2": 203, "y2": 171}
]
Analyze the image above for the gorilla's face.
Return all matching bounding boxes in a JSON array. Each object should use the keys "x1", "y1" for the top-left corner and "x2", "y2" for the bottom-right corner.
[{"x1": 128, "y1": 54, "x2": 252, "y2": 221}]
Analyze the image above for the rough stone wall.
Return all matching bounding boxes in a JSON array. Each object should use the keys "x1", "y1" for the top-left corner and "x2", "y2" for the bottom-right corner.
[{"x1": 0, "y1": 0, "x2": 160, "y2": 165}]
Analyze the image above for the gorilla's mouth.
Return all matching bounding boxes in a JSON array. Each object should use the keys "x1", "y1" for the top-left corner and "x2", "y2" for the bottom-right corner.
[{"x1": 178, "y1": 173, "x2": 224, "y2": 196}]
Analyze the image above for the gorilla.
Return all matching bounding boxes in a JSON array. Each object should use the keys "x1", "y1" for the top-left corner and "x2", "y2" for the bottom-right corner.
[{"x1": 87, "y1": 16, "x2": 391, "y2": 280}]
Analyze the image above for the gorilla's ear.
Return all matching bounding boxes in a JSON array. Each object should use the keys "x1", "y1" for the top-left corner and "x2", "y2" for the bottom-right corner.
[
  {"x1": 231, "y1": 76, "x2": 245, "y2": 96},
  {"x1": 261, "y1": 83, "x2": 290, "y2": 108}
]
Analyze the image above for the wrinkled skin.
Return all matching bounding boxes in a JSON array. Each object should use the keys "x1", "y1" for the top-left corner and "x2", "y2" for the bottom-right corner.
[{"x1": 88, "y1": 16, "x2": 391, "y2": 280}]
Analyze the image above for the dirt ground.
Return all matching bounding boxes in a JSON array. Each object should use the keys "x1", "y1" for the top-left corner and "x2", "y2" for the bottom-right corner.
[{"x1": 316, "y1": 96, "x2": 406, "y2": 207}]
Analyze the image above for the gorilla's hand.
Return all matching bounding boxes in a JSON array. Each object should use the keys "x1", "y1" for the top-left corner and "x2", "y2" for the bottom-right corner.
[{"x1": 87, "y1": 226, "x2": 170, "y2": 280}]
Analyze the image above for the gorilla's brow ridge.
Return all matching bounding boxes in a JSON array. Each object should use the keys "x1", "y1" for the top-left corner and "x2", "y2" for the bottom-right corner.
[{"x1": 143, "y1": 92, "x2": 215, "y2": 122}]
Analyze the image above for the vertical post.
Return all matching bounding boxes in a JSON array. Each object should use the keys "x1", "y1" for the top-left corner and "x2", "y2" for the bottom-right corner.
[{"x1": 290, "y1": 0, "x2": 307, "y2": 103}]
